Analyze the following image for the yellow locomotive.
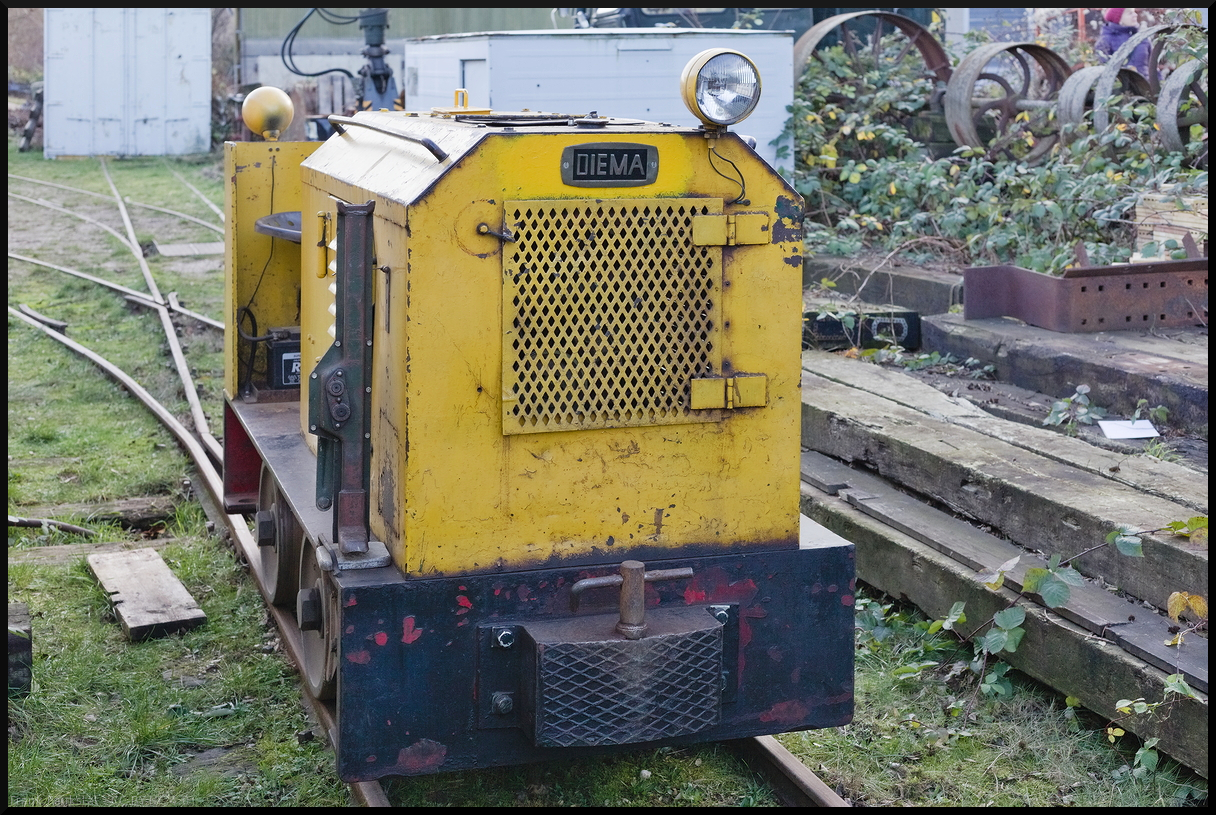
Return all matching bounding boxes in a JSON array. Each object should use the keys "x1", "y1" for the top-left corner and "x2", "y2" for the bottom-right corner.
[{"x1": 222, "y1": 51, "x2": 853, "y2": 781}]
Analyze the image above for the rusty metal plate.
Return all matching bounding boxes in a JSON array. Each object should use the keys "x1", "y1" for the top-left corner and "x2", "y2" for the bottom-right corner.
[{"x1": 963, "y1": 259, "x2": 1208, "y2": 332}]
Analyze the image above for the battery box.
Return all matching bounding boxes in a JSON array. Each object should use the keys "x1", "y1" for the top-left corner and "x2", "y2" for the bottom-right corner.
[{"x1": 268, "y1": 328, "x2": 302, "y2": 389}]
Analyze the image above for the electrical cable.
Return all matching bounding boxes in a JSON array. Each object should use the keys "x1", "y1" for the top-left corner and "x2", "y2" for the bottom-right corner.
[
  {"x1": 708, "y1": 143, "x2": 748, "y2": 205},
  {"x1": 281, "y1": 8, "x2": 357, "y2": 82},
  {"x1": 238, "y1": 154, "x2": 288, "y2": 394}
]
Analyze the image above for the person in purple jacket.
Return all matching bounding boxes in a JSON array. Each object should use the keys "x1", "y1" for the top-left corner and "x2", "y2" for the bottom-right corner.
[{"x1": 1095, "y1": 8, "x2": 1151, "y2": 76}]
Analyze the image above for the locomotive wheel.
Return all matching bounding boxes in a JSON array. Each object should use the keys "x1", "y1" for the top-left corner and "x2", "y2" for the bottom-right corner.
[
  {"x1": 1090, "y1": 24, "x2": 1206, "y2": 136},
  {"x1": 792, "y1": 11, "x2": 952, "y2": 90},
  {"x1": 1156, "y1": 59, "x2": 1207, "y2": 162},
  {"x1": 944, "y1": 42, "x2": 1072, "y2": 163},
  {"x1": 297, "y1": 540, "x2": 339, "y2": 701},
  {"x1": 1057, "y1": 65, "x2": 1152, "y2": 137},
  {"x1": 256, "y1": 463, "x2": 301, "y2": 606}
]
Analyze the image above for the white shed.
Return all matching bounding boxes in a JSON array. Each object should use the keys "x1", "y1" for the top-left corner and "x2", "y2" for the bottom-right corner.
[
  {"x1": 42, "y1": 8, "x2": 211, "y2": 158},
  {"x1": 403, "y1": 29, "x2": 794, "y2": 175}
]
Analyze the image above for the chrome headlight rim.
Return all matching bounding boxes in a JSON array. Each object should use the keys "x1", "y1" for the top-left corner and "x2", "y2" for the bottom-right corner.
[{"x1": 680, "y1": 48, "x2": 762, "y2": 128}]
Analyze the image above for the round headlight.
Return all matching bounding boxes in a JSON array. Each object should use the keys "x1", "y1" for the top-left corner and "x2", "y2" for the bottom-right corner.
[
  {"x1": 242, "y1": 86, "x2": 294, "y2": 141},
  {"x1": 680, "y1": 49, "x2": 762, "y2": 127}
]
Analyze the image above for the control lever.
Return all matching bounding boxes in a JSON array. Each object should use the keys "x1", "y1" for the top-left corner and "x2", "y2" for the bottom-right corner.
[{"x1": 570, "y1": 560, "x2": 693, "y2": 640}]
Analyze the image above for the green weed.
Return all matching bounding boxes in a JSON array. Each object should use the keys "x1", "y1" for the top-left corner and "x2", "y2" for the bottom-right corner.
[
  {"x1": 781, "y1": 589, "x2": 1207, "y2": 806},
  {"x1": 779, "y1": 19, "x2": 1207, "y2": 272}
]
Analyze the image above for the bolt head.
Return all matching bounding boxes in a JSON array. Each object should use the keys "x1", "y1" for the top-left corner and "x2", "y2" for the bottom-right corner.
[
  {"x1": 297, "y1": 587, "x2": 322, "y2": 630},
  {"x1": 255, "y1": 510, "x2": 275, "y2": 546}
]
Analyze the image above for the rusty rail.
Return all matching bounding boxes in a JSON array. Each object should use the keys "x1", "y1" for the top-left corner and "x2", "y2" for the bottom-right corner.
[
  {"x1": 8, "y1": 307, "x2": 389, "y2": 806},
  {"x1": 732, "y1": 735, "x2": 850, "y2": 807}
]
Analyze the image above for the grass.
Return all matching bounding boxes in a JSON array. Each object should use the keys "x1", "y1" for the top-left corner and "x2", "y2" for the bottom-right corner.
[
  {"x1": 7, "y1": 135, "x2": 1207, "y2": 806},
  {"x1": 8, "y1": 507, "x2": 353, "y2": 807},
  {"x1": 8, "y1": 139, "x2": 226, "y2": 515},
  {"x1": 6, "y1": 137, "x2": 774, "y2": 805},
  {"x1": 778, "y1": 592, "x2": 1208, "y2": 807},
  {"x1": 382, "y1": 744, "x2": 776, "y2": 806}
]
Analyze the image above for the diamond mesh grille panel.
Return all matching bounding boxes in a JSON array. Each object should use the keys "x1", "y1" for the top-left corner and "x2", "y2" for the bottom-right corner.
[
  {"x1": 502, "y1": 199, "x2": 724, "y2": 434},
  {"x1": 532, "y1": 627, "x2": 723, "y2": 747}
]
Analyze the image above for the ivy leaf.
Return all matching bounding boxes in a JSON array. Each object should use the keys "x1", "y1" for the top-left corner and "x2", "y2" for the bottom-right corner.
[
  {"x1": 1053, "y1": 565, "x2": 1085, "y2": 586},
  {"x1": 1164, "y1": 674, "x2": 1198, "y2": 699},
  {"x1": 1002, "y1": 626, "x2": 1025, "y2": 653},
  {"x1": 1036, "y1": 574, "x2": 1072, "y2": 608},
  {"x1": 993, "y1": 607, "x2": 1025, "y2": 630},
  {"x1": 980, "y1": 628, "x2": 1007, "y2": 654}
]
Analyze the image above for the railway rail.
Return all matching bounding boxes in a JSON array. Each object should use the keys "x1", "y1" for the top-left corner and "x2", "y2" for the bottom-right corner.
[
  {"x1": 9, "y1": 169, "x2": 849, "y2": 807},
  {"x1": 7, "y1": 312, "x2": 848, "y2": 807}
]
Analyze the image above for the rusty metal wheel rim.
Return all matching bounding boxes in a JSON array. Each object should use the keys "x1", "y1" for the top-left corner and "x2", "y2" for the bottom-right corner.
[
  {"x1": 944, "y1": 42, "x2": 1072, "y2": 163},
  {"x1": 298, "y1": 540, "x2": 339, "y2": 701},
  {"x1": 1058, "y1": 65, "x2": 1152, "y2": 137},
  {"x1": 793, "y1": 11, "x2": 951, "y2": 100},
  {"x1": 1157, "y1": 59, "x2": 1207, "y2": 162},
  {"x1": 257, "y1": 463, "x2": 300, "y2": 605},
  {"x1": 1091, "y1": 24, "x2": 1206, "y2": 134}
]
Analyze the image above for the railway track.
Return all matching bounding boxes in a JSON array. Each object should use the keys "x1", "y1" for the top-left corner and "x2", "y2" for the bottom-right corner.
[
  {"x1": 9, "y1": 306, "x2": 849, "y2": 808},
  {"x1": 9, "y1": 169, "x2": 849, "y2": 807}
]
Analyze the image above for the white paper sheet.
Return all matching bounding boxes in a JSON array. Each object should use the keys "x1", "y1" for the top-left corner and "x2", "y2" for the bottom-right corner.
[{"x1": 1098, "y1": 420, "x2": 1160, "y2": 439}]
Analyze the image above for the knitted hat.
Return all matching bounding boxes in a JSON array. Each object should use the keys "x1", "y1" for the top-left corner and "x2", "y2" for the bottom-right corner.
[{"x1": 1105, "y1": 8, "x2": 1126, "y2": 23}]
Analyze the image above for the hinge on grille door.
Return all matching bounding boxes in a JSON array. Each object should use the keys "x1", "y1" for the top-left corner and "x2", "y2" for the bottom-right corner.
[
  {"x1": 689, "y1": 375, "x2": 767, "y2": 409},
  {"x1": 691, "y1": 213, "x2": 770, "y2": 246}
]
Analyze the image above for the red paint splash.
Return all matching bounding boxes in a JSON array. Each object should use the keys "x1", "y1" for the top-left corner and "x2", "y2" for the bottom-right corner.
[
  {"x1": 393, "y1": 739, "x2": 447, "y2": 773},
  {"x1": 344, "y1": 595, "x2": 358, "y2": 607},
  {"x1": 374, "y1": 631, "x2": 388, "y2": 646},
  {"x1": 683, "y1": 567, "x2": 762, "y2": 685},
  {"x1": 683, "y1": 586, "x2": 707, "y2": 604},
  {"x1": 401, "y1": 616, "x2": 423, "y2": 644},
  {"x1": 841, "y1": 594, "x2": 855, "y2": 606},
  {"x1": 456, "y1": 595, "x2": 473, "y2": 615},
  {"x1": 346, "y1": 649, "x2": 371, "y2": 664},
  {"x1": 759, "y1": 699, "x2": 809, "y2": 723}
]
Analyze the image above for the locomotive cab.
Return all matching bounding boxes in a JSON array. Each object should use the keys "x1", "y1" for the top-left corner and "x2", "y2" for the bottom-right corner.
[{"x1": 222, "y1": 52, "x2": 853, "y2": 782}]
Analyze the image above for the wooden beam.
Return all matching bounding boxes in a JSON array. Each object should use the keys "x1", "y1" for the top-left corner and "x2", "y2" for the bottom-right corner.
[{"x1": 86, "y1": 548, "x2": 207, "y2": 641}]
